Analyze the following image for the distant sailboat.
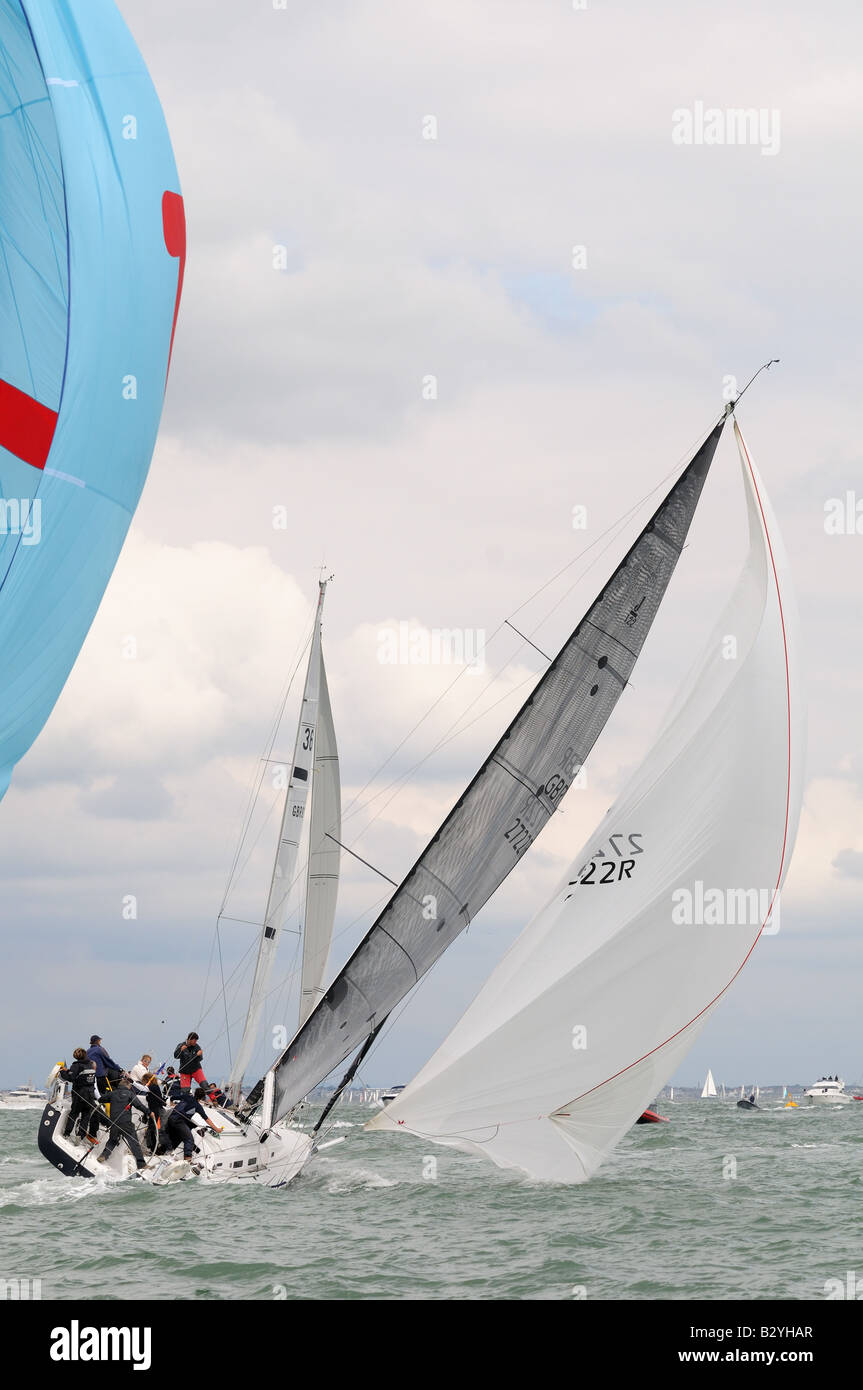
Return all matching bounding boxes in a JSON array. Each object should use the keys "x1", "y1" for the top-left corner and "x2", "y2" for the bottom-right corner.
[
  {"x1": 228, "y1": 577, "x2": 341, "y2": 1097},
  {"x1": 701, "y1": 1070, "x2": 718, "y2": 1099},
  {"x1": 40, "y1": 579, "x2": 341, "y2": 1185}
]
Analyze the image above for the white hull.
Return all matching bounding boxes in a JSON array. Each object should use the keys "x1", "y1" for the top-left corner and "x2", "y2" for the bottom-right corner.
[
  {"x1": 38, "y1": 1095, "x2": 148, "y2": 1181},
  {"x1": 803, "y1": 1078, "x2": 851, "y2": 1106},
  {"x1": 38, "y1": 1087, "x2": 314, "y2": 1187},
  {"x1": 196, "y1": 1116, "x2": 314, "y2": 1187}
]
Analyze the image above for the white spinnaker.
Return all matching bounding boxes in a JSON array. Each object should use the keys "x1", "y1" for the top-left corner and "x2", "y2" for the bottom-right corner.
[
  {"x1": 371, "y1": 422, "x2": 804, "y2": 1182},
  {"x1": 228, "y1": 585, "x2": 326, "y2": 1093},
  {"x1": 298, "y1": 657, "x2": 340, "y2": 1026}
]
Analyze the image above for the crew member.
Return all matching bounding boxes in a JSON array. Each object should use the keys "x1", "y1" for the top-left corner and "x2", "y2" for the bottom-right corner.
[
  {"x1": 85, "y1": 1035, "x2": 122, "y2": 1098},
  {"x1": 96, "y1": 1074, "x2": 149, "y2": 1170},
  {"x1": 59, "y1": 1048, "x2": 100, "y2": 1144},
  {"x1": 162, "y1": 1067, "x2": 183, "y2": 1101},
  {"x1": 140, "y1": 1072, "x2": 165, "y2": 1153},
  {"x1": 161, "y1": 1087, "x2": 222, "y2": 1162},
  {"x1": 173, "y1": 1032, "x2": 208, "y2": 1091},
  {"x1": 129, "y1": 1054, "x2": 153, "y2": 1084}
]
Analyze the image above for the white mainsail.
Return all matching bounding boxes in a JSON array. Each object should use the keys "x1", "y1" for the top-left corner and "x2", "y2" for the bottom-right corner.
[
  {"x1": 370, "y1": 419, "x2": 804, "y2": 1182},
  {"x1": 701, "y1": 1070, "x2": 717, "y2": 1099},
  {"x1": 228, "y1": 581, "x2": 334, "y2": 1095},
  {"x1": 299, "y1": 658, "x2": 341, "y2": 1025}
]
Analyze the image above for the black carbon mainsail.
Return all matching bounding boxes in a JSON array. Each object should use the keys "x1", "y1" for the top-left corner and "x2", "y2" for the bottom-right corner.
[{"x1": 266, "y1": 420, "x2": 725, "y2": 1124}]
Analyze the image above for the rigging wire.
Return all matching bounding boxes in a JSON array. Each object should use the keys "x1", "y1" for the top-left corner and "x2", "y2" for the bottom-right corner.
[
  {"x1": 337, "y1": 415, "x2": 720, "y2": 844},
  {"x1": 207, "y1": 409, "x2": 731, "y2": 1105},
  {"x1": 203, "y1": 422, "x2": 708, "y2": 1053}
]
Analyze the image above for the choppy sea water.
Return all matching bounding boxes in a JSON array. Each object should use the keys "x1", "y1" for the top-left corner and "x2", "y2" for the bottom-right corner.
[{"x1": 2, "y1": 1100, "x2": 861, "y2": 1301}]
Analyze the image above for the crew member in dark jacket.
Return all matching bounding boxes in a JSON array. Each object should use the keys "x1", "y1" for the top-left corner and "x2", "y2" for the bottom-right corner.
[
  {"x1": 59, "y1": 1048, "x2": 100, "y2": 1143},
  {"x1": 86, "y1": 1035, "x2": 122, "y2": 1098},
  {"x1": 96, "y1": 1074, "x2": 149, "y2": 1169},
  {"x1": 173, "y1": 1032, "x2": 208, "y2": 1091},
  {"x1": 162, "y1": 1067, "x2": 183, "y2": 1101},
  {"x1": 139, "y1": 1072, "x2": 165, "y2": 1153},
  {"x1": 161, "y1": 1087, "x2": 222, "y2": 1161}
]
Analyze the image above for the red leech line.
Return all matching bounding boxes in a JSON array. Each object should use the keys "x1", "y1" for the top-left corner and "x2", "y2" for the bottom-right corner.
[
  {"x1": 0, "y1": 377, "x2": 58, "y2": 469},
  {"x1": 162, "y1": 190, "x2": 186, "y2": 380},
  {"x1": 550, "y1": 425, "x2": 794, "y2": 1120}
]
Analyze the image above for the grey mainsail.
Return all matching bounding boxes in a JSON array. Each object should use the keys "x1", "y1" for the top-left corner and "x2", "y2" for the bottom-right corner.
[{"x1": 266, "y1": 421, "x2": 725, "y2": 1123}]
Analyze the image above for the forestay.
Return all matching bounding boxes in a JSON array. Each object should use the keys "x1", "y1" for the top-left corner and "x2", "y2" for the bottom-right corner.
[
  {"x1": 371, "y1": 420, "x2": 804, "y2": 1182},
  {"x1": 267, "y1": 421, "x2": 725, "y2": 1123}
]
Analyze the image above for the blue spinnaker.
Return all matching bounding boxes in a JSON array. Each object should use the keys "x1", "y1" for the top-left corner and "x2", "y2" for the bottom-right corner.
[{"x1": 0, "y1": 0, "x2": 184, "y2": 800}]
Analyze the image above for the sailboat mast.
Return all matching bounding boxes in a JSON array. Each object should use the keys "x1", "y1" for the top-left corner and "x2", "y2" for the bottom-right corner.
[
  {"x1": 228, "y1": 581, "x2": 328, "y2": 1100},
  {"x1": 264, "y1": 419, "x2": 726, "y2": 1127}
]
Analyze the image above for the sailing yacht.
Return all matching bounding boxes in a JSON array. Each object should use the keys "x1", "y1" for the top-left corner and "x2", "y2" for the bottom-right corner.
[
  {"x1": 39, "y1": 580, "x2": 340, "y2": 1186},
  {"x1": 701, "y1": 1070, "x2": 718, "y2": 1099},
  {"x1": 39, "y1": 375, "x2": 804, "y2": 1189},
  {"x1": 368, "y1": 399, "x2": 804, "y2": 1183}
]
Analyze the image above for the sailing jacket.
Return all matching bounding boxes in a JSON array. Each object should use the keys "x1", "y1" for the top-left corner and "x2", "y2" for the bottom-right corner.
[
  {"x1": 168, "y1": 1094, "x2": 207, "y2": 1126},
  {"x1": 59, "y1": 1059, "x2": 98, "y2": 1097},
  {"x1": 85, "y1": 1043, "x2": 121, "y2": 1078},
  {"x1": 173, "y1": 1040, "x2": 204, "y2": 1074},
  {"x1": 103, "y1": 1084, "x2": 149, "y2": 1125}
]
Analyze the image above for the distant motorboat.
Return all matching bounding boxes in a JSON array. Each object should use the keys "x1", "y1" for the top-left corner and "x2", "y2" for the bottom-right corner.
[
  {"x1": 0, "y1": 1082, "x2": 48, "y2": 1111},
  {"x1": 804, "y1": 1077, "x2": 851, "y2": 1105},
  {"x1": 636, "y1": 1108, "x2": 669, "y2": 1124},
  {"x1": 381, "y1": 1086, "x2": 406, "y2": 1105}
]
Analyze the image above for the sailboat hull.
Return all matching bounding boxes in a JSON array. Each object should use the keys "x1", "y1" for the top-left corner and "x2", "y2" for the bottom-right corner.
[
  {"x1": 38, "y1": 1088, "x2": 314, "y2": 1187},
  {"x1": 37, "y1": 1097, "x2": 145, "y2": 1182},
  {"x1": 196, "y1": 1118, "x2": 314, "y2": 1187}
]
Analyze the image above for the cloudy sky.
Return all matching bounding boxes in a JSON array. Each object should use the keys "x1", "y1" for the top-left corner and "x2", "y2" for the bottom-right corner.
[{"x1": 2, "y1": 0, "x2": 861, "y2": 1092}]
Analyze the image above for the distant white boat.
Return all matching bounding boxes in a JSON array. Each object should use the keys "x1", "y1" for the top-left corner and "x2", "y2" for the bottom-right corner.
[
  {"x1": 804, "y1": 1077, "x2": 851, "y2": 1106},
  {"x1": 381, "y1": 1086, "x2": 406, "y2": 1105},
  {"x1": 0, "y1": 1082, "x2": 48, "y2": 1111},
  {"x1": 701, "y1": 1070, "x2": 718, "y2": 1099}
]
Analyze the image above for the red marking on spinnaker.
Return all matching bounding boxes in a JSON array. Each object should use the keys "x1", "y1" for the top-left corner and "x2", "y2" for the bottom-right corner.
[
  {"x1": 0, "y1": 378, "x2": 58, "y2": 469},
  {"x1": 162, "y1": 190, "x2": 186, "y2": 379}
]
